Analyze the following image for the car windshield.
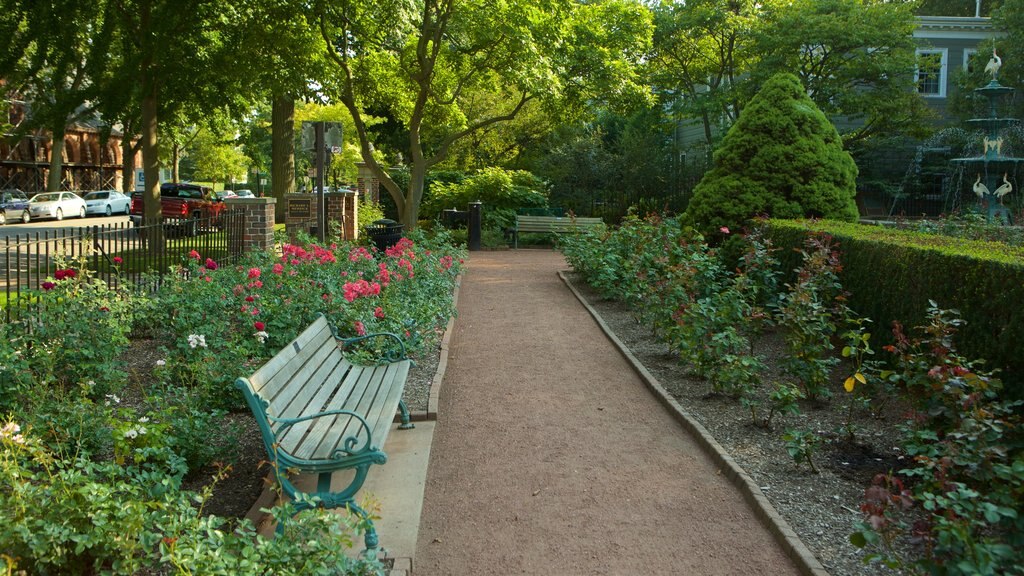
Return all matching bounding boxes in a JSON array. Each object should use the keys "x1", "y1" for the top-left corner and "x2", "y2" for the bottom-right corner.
[
  {"x1": 85, "y1": 192, "x2": 108, "y2": 200},
  {"x1": 31, "y1": 194, "x2": 58, "y2": 203}
]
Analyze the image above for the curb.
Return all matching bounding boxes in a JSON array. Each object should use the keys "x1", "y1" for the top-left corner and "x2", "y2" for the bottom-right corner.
[{"x1": 558, "y1": 270, "x2": 831, "y2": 576}]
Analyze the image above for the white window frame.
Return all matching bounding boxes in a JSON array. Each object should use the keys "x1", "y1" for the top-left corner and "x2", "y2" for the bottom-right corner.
[
  {"x1": 916, "y1": 48, "x2": 948, "y2": 98},
  {"x1": 963, "y1": 48, "x2": 978, "y2": 72}
]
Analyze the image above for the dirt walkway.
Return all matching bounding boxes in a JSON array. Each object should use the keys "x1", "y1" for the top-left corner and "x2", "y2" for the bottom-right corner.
[{"x1": 414, "y1": 250, "x2": 803, "y2": 575}]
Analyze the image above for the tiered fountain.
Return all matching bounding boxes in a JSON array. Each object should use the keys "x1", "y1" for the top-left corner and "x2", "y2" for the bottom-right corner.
[{"x1": 952, "y1": 49, "x2": 1022, "y2": 224}]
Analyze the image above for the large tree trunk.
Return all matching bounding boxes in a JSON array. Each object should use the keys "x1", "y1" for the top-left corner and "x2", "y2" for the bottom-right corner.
[
  {"x1": 403, "y1": 161, "x2": 427, "y2": 230},
  {"x1": 172, "y1": 141, "x2": 180, "y2": 183},
  {"x1": 271, "y1": 93, "x2": 296, "y2": 223},
  {"x1": 121, "y1": 136, "x2": 140, "y2": 195},
  {"x1": 141, "y1": 89, "x2": 164, "y2": 250},
  {"x1": 47, "y1": 124, "x2": 66, "y2": 192}
]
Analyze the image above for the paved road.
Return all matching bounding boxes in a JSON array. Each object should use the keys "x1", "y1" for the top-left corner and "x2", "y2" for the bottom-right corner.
[
  {"x1": 0, "y1": 214, "x2": 133, "y2": 240},
  {"x1": 415, "y1": 250, "x2": 802, "y2": 576}
]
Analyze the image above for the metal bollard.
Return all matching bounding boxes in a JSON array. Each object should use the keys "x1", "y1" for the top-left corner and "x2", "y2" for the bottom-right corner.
[{"x1": 468, "y1": 201, "x2": 482, "y2": 251}]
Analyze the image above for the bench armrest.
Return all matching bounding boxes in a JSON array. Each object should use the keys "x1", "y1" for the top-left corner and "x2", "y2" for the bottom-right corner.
[
  {"x1": 270, "y1": 409, "x2": 376, "y2": 459},
  {"x1": 337, "y1": 331, "x2": 409, "y2": 363}
]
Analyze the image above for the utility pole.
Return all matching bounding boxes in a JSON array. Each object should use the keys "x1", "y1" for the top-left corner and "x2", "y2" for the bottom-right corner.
[{"x1": 314, "y1": 121, "x2": 325, "y2": 242}]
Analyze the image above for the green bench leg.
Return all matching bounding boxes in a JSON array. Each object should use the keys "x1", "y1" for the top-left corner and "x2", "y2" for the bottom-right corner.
[
  {"x1": 398, "y1": 399, "x2": 415, "y2": 429},
  {"x1": 272, "y1": 465, "x2": 381, "y2": 555}
]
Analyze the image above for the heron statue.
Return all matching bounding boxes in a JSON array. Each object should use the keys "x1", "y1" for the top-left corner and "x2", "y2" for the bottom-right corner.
[
  {"x1": 994, "y1": 173, "x2": 1013, "y2": 201},
  {"x1": 985, "y1": 48, "x2": 1002, "y2": 80},
  {"x1": 974, "y1": 174, "x2": 990, "y2": 198}
]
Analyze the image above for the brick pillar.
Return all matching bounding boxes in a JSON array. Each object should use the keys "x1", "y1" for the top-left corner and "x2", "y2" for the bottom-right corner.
[
  {"x1": 227, "y1": 197, "x2": 276, "y2": 256},
  {"x1": 343, "y1": 191, "x2": 358, "y2": 240},
  {"x1": 284, "y1": 193, "x2": 316, "y2": 239},
  {"x1": 356, "y1": 162, "x2": 380, "y2": 203}
]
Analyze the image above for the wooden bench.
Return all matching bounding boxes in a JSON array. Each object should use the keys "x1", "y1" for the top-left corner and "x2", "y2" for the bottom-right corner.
[
  {"x1": 235, "y1": 313, "x2": 414, "y2": 554},
  {"x1": 512, "y1": 214, "x2": 604, "y2": 248}
]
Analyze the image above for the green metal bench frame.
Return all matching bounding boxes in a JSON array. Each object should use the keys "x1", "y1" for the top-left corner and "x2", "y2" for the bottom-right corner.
[
  {"x1": 512, "y1": 214, "x2": 604, "y2": 248},
  {"x1": 235, "y1": 313, "x2": 414, "y2": 554}
]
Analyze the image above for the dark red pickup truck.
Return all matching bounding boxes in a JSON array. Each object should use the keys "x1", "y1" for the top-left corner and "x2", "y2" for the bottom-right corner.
[{"x1": 130, "y1": 183, "x2": 227, "y2": 234}]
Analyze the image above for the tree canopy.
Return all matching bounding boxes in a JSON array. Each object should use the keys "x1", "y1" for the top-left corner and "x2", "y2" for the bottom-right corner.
[{"x1": 314, "y1": 0, "x2": 653, "y2": 228}]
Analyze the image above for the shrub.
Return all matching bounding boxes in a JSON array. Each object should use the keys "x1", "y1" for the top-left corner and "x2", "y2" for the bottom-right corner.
[
  {"x1": 852, "y1": 304, "x2": 1024, "y2": 575},
  {"x1": 774, "y1": 233, "x2": 847, "y2": 401},
  {"x1": 422, "y1": 167, "x2": 548, "y2": 226},
  {"x1": 684, "y1": 73, "x2": 858, "y2": 240},
  {"x1": 765, "y1": 218, "x2": 1024, "y2": 392},
  {"x1": 0, "y1": 423, "x2": 381, "y2": 575}
]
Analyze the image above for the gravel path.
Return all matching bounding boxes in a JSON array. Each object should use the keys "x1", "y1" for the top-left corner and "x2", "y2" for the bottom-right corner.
[{"x1": 414, "y1": 250, "x2": 803, "y2": 575}]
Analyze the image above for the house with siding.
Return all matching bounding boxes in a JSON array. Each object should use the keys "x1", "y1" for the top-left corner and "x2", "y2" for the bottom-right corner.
[{"x1": 913, "y1": 15, "x2": 999, "y2": 123}]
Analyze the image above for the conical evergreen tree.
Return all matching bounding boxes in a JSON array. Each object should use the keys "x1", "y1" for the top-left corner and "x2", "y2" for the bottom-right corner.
[{"x1": 684, "y1": 73, "x2": 858, "y2": 238}]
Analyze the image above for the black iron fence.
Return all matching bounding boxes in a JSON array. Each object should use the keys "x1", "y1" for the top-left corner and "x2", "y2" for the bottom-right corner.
[{"x1": 1, "y1": 211, "x2": 246, "y2": 322}]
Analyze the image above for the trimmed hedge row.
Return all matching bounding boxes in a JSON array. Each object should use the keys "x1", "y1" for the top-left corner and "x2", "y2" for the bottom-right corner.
[{"x1": 765, "y1": 219, "x2": 1024, "y2": 391}]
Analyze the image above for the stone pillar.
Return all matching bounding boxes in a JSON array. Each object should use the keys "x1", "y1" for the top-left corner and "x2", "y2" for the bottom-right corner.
[{"x1": 227, "y1": 197, "x2": 276, "y2": 256}]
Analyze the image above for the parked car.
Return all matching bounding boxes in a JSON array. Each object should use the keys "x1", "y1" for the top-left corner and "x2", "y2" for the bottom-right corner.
[
  {"x1": 0, "y1": 189, "x2": 31, "y2": 225},
  {"x1": 215, "y1": 190, "x2": 238, "y2": 201},
  {"x1": 235, "y1": 189, "x2": 255, "y2": 198},
  {"x1": 28, "y1": 191, "x2": 87, "y2": 221},
  {"x1": 83, "y1": 190, "x2": 131, "y2": 216},
  {"x1": 129, "y1": 183, "x2": 226, "y2": 236}
]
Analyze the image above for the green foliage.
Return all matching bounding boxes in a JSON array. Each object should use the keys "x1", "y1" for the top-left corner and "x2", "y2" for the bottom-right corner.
[
  {"x1": 747, "y1": 0, "x2": 928, "y2": 146},
  {"x1": 765, "y1": 218, "x2": 1024, "y2": 392},
  {"x1": 746, "y1": 382, "x2": 804, "y2": 430},
  {"x1": 0, "y1": 425, "x2": 381, "y2": 574},
  {"x1": 838, "y1": 316, "x2": 876, "y2": 443},
  {"x1": 782, "y1": 428, "x2": 820, "y2": 473},
  {"x1": 684, "y1": 73, "x2": 859, "y2": 239},
  {"x1": 145, "y1": 231, "x2": 464, "y2": 409},
  {"x1": 774, "y1": 233, "x2": 846, "y2": 401},
  {"x1": 0, "y1": 231, "x2": 465, "y2": 574},
  {"x1": 422, "y1": 168, "x2": 549, "y2": 229},
  {"x1": 358, "y1": 195, "x2": 386, "y2": 234},
  {"x1": 317, "y1": 0, "x2": 653, "y2": 227},
  {"x1": 852, "y1": 304, "x2": 1024, "y2": 575},
  {"x1": 527, "y1": 107, "x2": 686, "y2": 220},
  {"x1": 1, "y1": 259, "x2": 136, "y2": 409}
]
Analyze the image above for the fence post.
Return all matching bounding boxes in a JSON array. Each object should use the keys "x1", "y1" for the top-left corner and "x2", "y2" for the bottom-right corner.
[{"x1": 227, "y1": 197, "x2": 276, "y2": 256}]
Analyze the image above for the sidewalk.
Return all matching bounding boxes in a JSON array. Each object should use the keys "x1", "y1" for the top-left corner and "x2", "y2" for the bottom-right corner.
[{"x1": 409, "y1": 250, "x2": 807, "y2": 575}]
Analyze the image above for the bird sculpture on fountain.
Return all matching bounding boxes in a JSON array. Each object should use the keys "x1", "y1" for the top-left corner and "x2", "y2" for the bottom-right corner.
[
  {"x1": 985, "y1": 48, "x2": 1002, "y2": 80},
  {"x1": 994, "y1": 173, "x2": 1013, "y2": 202},
  {"x1": 974, "y1": 174, "x2": 990, "y2": 199}
]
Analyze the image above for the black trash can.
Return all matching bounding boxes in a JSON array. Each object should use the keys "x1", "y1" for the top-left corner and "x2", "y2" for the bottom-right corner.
[{"x1": 365, "y1": 218, "x2": 404, "y2": 251}]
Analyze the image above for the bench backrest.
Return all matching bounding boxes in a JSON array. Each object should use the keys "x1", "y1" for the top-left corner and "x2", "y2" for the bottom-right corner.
[
  {"x1": 237, "y1": 316, "x2": 351, "y2": 442},
  {"x1": 236, "y1": 315, "x2": 412, "y2": 462},
  {"x1": 515, "y1": 215, "x2": 604, "y2": 233}
]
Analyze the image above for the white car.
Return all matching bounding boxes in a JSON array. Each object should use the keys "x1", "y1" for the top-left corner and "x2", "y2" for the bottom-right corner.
[
  {"x1": 83, "y1": 190, "x2": 132, "y2": 216},
  {"x1": 235, "y1": 189, "x2": 255, "y2": 198},
  {"x1": 28, "y1": 192, "x2": 87, "y2": 221}
]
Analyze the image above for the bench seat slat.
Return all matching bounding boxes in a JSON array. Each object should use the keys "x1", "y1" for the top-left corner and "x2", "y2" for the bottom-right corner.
[
  {"x1": 294, "y1": 363, "x2": 379, "y2": 460},
  {"x1": 274, "y1": 357, "x2": 356, "y2": 453},
  {"x1": 235, "y1": 314, "x2": 414, "y2": 554},
  {"x1": 365, "y1": 361, "x2": 411, "y2": 447}
]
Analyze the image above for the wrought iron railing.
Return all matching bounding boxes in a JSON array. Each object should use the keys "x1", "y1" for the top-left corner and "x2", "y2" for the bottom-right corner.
[{"x1": 0, "y1": 211, "x2": 246, "y2": 322}]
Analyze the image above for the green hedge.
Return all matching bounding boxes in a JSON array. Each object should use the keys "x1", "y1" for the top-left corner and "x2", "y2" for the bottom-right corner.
[{"x1": 765, "y1": 219, "x2": 1024, "y2": 390}]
